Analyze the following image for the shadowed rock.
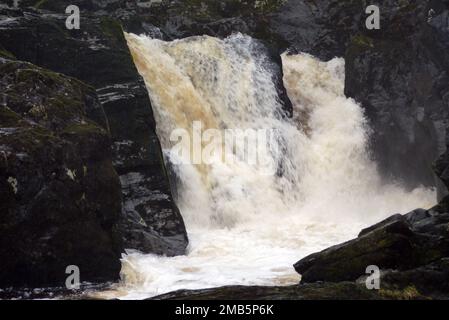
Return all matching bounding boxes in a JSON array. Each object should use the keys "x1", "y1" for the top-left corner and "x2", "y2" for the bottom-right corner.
[
  {"x1": 0, "y1": 5, "x2": 188, "y2": 256},
  {"x1": 150, "y1": 283, "x2": 385, "y2": 300},
  {"x1": 294, "y1": 207, "x2": 449, "y2": 284},
  {"x1": 0, "y1": 55, "x2": 122, "y2": 286}
]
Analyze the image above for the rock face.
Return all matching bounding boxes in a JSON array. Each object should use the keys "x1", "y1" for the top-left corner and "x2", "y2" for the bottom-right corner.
[
  {"x1": 271, "y1": 0, "x2": 449, "y2": 191},
  {"x1": 435, "y1": 140, "x2": 449, "y2": 194},
  {"x1": 343, "y1": 1, "x2": 449, "y2": 191},
  {"x1": 0, "y1": 5, "x2": 188, "y2": 256},
  {"x1": 18, "y1": 1, "x2": 293, "y2": 116},
  {"x1": 0, "y1": 55, "x2": 122, "y2": 286},
  {"x1": 294, "y1": 209, "x2": 449, "y2": 283},
  {"x1": 151, "y1": 283, "x2": 385, "y2": 300}
]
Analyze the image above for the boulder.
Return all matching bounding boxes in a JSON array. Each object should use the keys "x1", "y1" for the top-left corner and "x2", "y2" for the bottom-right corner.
[
  {"x1": 151, "y1": 275, "x2": 446, "y2": 300},
  {"x1": 294, "y1": 206, "x2": 449, "y2": 285},
  {"x1": 378, "y1": 258, "x2": 449, "y2": 299},
  {"x1": 151, "y1": 282, "x2": 385, "y2": 300},
  {"x1": 294, "y1": 216, "x2": 418, "y2": 283},
  {"x1": 0, "y1": 55, "x2": 122, "y2": 286}
]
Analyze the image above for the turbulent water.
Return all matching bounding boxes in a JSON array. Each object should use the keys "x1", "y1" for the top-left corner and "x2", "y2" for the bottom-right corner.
[{"x1": 99, "y1": 33, "x2": 436, "y2": 299}]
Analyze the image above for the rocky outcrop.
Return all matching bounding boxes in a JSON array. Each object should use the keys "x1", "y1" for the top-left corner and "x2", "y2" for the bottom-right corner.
[
  {"x1": 152, "y1": 276, "x2": 449, "y2": 300},
  {"x1": 294, "y1": 208, "x2": 449, "y2": 283},
  {"x1": 12, "y1": 1, "x2": 293, "y2": 117},
  {"x1": 343, "y1": 2, "x2": 449, "y2": 191},
  {"x1": 0, "y1": 5, "x2": 188, "y2": 256},
  {"x1": 25, "y1": 0, "x2": 285, "y2": 40},
  {"x1": 435, "y1": 141, "x2": 449, "y2": 194},
  {"x1": 0, "y1": 54, "x2": 122, "y2": 286},
  {"x1": 271, "y1": 0, "x2": 449, "y2": 191},
  {"x1": 151, "y1": 282, "x2": 385, "y2": 300}
]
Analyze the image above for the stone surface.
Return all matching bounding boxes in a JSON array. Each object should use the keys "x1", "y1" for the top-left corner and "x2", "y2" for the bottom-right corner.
[
  {"x1": 0, "y1": 55, "x2": 122, "y2": 286},
  {"x1": 151, "y1": 282, "x2": 385, "y2": 300},
  {"x1": 377, "y1": 258, "x2": 449, "y2": 299},
  {"x1": 151, "y1": 278, "x2": 444, "y2": 300},
  {"x1": 294, "y1": 207, "x2": 449, "y2": 284}
]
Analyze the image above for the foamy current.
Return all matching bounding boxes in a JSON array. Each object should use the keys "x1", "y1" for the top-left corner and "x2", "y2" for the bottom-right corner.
[{"x1": 95, "y1": 33, "x2": 435, "y2": 300}]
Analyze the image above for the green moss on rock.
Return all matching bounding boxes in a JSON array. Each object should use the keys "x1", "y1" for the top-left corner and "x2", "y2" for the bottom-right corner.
[
  {"x1": 352, "y1": 34, "x2": 374, "y2": 49},
  {"x1": 33, "y1": 0, "x2": 48, "y2": 9},
  {"x1": 0, "y1": 49, "x2": 15, "y2": 60},
  {"x1": 100, "y1": 17, "x2": 126, "y2": 44},
  {"x1": 380, "y1": 286, "x2": 425, "y2": 300},
  {"x1": 62, "y1": 122, "x2": 106, "y2": 136},
  {"x1": 0, "y1": 107, "x2": 23, "y2": 127}
]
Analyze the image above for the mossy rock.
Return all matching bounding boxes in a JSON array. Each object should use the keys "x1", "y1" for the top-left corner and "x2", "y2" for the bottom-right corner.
[
  {"x1": 0, "y1": 55, "x2": 122, "y2": 287},
  {"x1": 0, "y1": 44, "x2": 15, "y2": 59},
  {"x1": 151, "y1": 282, "x2": 384, "y2": 300},
  {"x1": 379, "y1": 286, "x2": 425, "y2": 300}
]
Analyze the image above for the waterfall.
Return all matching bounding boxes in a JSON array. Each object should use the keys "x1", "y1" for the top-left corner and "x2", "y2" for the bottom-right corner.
[{"x1": 110, "y1": 33, "x2": 435, "y2": 299}]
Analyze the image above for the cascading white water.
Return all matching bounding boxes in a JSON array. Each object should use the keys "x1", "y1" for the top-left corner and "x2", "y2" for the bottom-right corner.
[{"x1": 99, "y1": 33, "x2": 435, "y2": 299}]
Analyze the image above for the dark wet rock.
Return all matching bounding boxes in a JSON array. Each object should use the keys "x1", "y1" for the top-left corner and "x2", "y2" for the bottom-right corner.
[
  {"x1": 270, "y1": 0, "x2": 449, "y2": 191},
  {"x1": 152, "y1": 279, "x2": 444, "y2": 300},
  {"x1": 295, "y1": 217, "x2": 419, "y2": 283},
  {"x1": 8, "y1": 1, "x2": 293, "y2": 117},
  {"x1": 151, "y1": 282, "x2": 385, "y2": 300},
  {"x1": 377, "y1": 258, "x2": 449, "y2": 299},
  {"x1": 344, "y1": 23, "x2": 449, "y2": 191},
  {"x1": 435, "y1": 141, "x2": 449, "y2": 194},
  {"x1": 38, "y1": 0, "x2": 284, "y2": 41},
  {"x1": 0, "y1": 56, "x2": 122, "y2": 287},
  {"x1": 294, "y1": 205, "x2": 449, "y2": 286},
  {"x1": 0, "y1": 281, "x2": 111, "y2": 300},
  {"x1": 0, "y1": 6, "x2": 188, "y2": 256}
]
